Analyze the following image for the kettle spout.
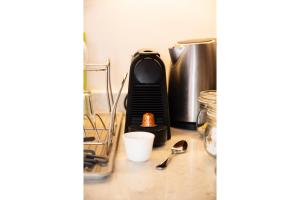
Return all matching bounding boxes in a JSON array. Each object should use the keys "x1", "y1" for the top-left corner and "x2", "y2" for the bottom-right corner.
[{"x1": 169, "y1": 45, "x2": 184, "y2": 64}]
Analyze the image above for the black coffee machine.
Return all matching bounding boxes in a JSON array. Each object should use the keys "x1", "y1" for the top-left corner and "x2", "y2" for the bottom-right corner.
[{"x1": 125, "y1": 49, "x2": 171, "y2": 147}]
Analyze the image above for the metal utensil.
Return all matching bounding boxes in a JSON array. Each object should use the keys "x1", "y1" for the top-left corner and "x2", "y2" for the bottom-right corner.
[
  {"x1": 84, "y1": 136, "x2": 95, "y2": 142},
  {"x1": 85, "y1": 154, "x2": 109, "y2": 164},
  {"x1": 156, "y1": 140, "x2": 188, "y2": 170},
  {"x1": 84, "y1": 152, "x2": 109, "y2": 170}
]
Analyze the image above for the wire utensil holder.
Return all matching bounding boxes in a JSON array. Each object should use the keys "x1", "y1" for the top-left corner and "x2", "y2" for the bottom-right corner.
[
  {"x1": 83, "y1": 61, "x2": 127, "y2": 156},
  {"x1": 85, "y1": 58, "x2": 114, "y2": 112}
]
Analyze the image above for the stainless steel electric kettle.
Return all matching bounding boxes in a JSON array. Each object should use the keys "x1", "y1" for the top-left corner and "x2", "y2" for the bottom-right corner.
[{"x1": 168, "y1": 38, "x2": 216, "y2": 130}]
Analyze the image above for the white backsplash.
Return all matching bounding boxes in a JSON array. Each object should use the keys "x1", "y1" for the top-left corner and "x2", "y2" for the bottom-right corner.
[
  {"x1": 90, "y1": 91, "x2": 127, "y2": 113},
  {"x1": 84, "y1": 0, "x2": 216, "y2": 93}
]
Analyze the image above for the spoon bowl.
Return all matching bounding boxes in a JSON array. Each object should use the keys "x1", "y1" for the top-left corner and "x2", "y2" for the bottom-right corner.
[{"x1": 171, "y1": 140, "x2": 188, "y2": 153}]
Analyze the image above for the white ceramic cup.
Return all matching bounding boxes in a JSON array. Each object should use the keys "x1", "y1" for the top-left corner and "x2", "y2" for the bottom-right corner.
[{"x1": 123, "y1": 131, "x2": 155, "y2": 162}]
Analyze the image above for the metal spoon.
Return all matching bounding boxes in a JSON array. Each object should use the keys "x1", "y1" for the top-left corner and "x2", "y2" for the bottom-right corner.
[{"x1": 156, "y1": 140, "x2": 188, "y2": 170}]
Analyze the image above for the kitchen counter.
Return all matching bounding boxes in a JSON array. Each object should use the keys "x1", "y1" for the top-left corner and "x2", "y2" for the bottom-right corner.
[{"x1": 84, "y1": 121, "x2": 216, "y2": 200}]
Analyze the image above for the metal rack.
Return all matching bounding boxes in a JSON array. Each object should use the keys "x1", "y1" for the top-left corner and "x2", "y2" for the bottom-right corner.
[
  {"x1": 83, "y1": 60, "x2": 127, "y2": 179},
  {"x1": 85, "y1": 59, "x2": 114, "y2": 112}
]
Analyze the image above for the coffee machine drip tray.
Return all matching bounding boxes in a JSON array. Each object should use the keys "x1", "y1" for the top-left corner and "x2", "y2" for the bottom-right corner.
[{"x1": 128, "y1": 125, "x2": 168, "y2": 147}]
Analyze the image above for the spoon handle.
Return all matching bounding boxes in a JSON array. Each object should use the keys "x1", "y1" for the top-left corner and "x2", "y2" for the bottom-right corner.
[{"x1": 156, "y1": 153, "x2": 174, "y2": 170}]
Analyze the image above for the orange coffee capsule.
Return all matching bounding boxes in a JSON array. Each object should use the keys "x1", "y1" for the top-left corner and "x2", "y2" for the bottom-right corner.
[{"x1": 141, "y1": 112, "x2": 157, "y2": 127}]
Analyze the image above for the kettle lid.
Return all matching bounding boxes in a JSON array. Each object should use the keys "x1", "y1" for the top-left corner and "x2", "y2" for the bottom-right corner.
[{"x1": 178, "y1": 38, "x2": 215, "y2": 45}]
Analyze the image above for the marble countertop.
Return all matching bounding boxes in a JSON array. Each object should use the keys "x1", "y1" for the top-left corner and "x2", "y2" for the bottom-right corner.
[{"x1": 84, "y1": 126, "x2": 216, "y2": 200}]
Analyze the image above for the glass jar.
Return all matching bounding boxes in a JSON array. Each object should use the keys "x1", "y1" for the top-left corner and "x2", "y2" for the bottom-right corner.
[
  {"x1": 204, "y1": 116, "x2": 216, "y2": 158},
  {"x1": 197, "y1": 90, "x2": 216, "y2": 158}
]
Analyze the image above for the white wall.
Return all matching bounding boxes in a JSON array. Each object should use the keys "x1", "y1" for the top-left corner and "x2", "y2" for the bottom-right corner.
[{"x1": 84, "y1": 0, "x2": 216, "y2": 93}]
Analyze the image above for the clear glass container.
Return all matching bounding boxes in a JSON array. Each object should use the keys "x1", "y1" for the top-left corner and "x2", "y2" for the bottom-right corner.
[
  {"x1": 197, "y1": 90, "x2": 216, "y2": 158},
  {"x1": 204, "y1": 118, "x2": 216, "y2": 158}
]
